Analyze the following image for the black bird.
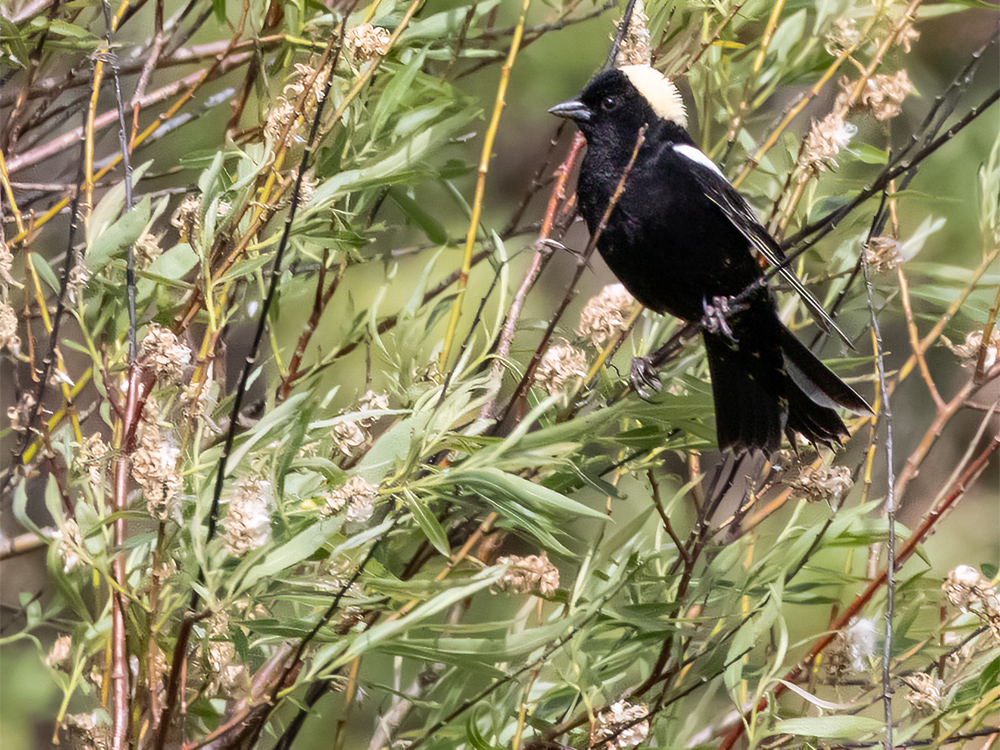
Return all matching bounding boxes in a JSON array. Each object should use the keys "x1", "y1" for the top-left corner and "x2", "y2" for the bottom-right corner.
[{"x1": 550, "y1": 65, "x2": 871, "y2": 454}]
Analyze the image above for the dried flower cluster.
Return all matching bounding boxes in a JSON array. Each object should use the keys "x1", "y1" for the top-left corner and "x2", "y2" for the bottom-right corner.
[
  {"x1": 203, "y1": 612, "x2": 247, "y2": 693},
  {"x1": 590, "y1": 700, "x2": 650, "y2": 749},
  {"x1": 945, "y1": 328, "x2": 1000, "y2": 370},
  {"x1": 536, "y1": 342, "x2": 588, "y2": 394},
  {"x1": 943, "y1": 565, "x2": 1000, "y2": 638},
  {"x1": 578, "y1": 283, "x2": 637, "y2": 347},
  {"x1": 79, "y1": 432, "x2": 109, "y2": 490},
  {"x1": 265, "y1": 62, "x2": 330, "y2": 146},
  {"x1": 322, "y1": 475, "x2": 378, "y2": 522},
  {"x1": 839, "y1": 70, "x2": 914, "y2": 121},
  {"x1": 135, "y1": 232, "x2": 163, "y2": 268},
  {"x1": 495, "y1": 553, "x2": 559, "y2": 597},
  {"x1": 332, "y1": 390, "x2": 389, "y2": 456},
  {"x1": 55, "y1": 518, "x2": 83, "y2": 573},
  {"x1": 139, "y1": 324, "x2": 192, "y2": 384},
  {"x1": 223, "y1": 478, "x2": 273, "y2": 555},
  {"x1": 801, "y1": 112, "x2": 857, "y2": 173},
  {"x1": 170, "y1": 194, "x2": 201, "y2": 243},
  {"x1": 902, "y1": 672, "x2": 946, "y2": 715},
  {"x1": 45, "y1": 634, "x2": 73, "y2": 667},
  {"x1": 345, "y1": 23, "x2": 392, "y2": 63},
  {"x1": 66, "y1": 263, "x2": 90, "y2": 303},
  {"x1": 788, "y1": 464, "x2": 853, "y2": 505},
  {"x1": 825, "y1": 618, "x2": 876, "y2": 680},
  {"x1": 0, "y1": 241, "x2": 14, "y2": 287},
  {"x1": 131, "y1": 402, "x2": 183, "y2": 521},
  {"x1": 864, "y1": 235, "x2": 903, "y2": 273},
  {"x1": 824, "y1": 18, "x2": 859, "y2": 56},
  {"x1": 6, "y1": 391, "x2": 35, "y2": 431},
  {"x1": 0, "y1": 301, "x2": 20, "y2": 354},
  {"x1": 63, "y1": 711, "x2": 112, "y2": 750},
  {"x1": 892, "y1": 17, "x2": 920, "y2": 54},
  {"x1": 613, "y1": 0, "x2": 651, "y2": 68}
]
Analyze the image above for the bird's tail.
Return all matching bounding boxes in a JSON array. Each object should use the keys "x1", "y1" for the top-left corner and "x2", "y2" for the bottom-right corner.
[{"x1": 703, "y1": 305, "x2": 870, "y2": 455}]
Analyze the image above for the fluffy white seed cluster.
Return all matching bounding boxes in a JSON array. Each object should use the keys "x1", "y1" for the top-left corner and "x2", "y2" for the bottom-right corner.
[
  {"x1": 223, "y1": 478, "x2": 273, "y2": 555},
  {"x1": 264, "y1": 62, "x2": 330, "y2": 146},
  {"x1": 140, "y1": 324, "x2": 192, "y2": 384},
  {"x1": 863, "y1": 235, "x2": 903, "y2": 273},
  {"x1": 578, "y1": 283, "x2": 637, "y2": 348},
  {"x1": 590, "y1": 700, "x2": 650, "y2": 750},
  {"x1": 344, "y1": 23, "x2": 391, "y2": 63},
  {"x1": 495, "y1": 553, "x2": 560, "y2": 597},
  {"x1": 789, "y1": 465, "x2": 854, "y2": 505},
  {"x1": 943, "y1": 565, "x2": 1000, "y2": 639},
  {"x1": 332, "y1": 390, "x2": 390, "y2": 457},
  {"x1": 825, "y1": 618, "x2": 876, "y2": 680},
  {"x1": 902, "y1": 672, "x2": 946, "y2": 715},
  {"x1": 131, "y1": 402, "x2": 183, "y2": 522},
  {"x1": 802, "y1": 112, "x2": 857, "y2": 174},
  {"x1": 613, "y1": 0, "x2": 651, "y2": 68},
  {"x1": 535, "y1": 342, "x2": 588, "y2": 394},
  {"x1": 322, "y1": 475, "x2": 378, "y2": 523},
  {"x1": 838, "y1": 70, "x2": 914, "y2": 121},
  {"x1": 0, "y1": 302, "x2": 19, "y2": 354},
  {"x1": 945, "y1": 329, "x2": 1000, "y2": 370}
]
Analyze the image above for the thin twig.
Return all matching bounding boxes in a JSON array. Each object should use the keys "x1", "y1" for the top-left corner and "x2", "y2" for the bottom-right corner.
[{"x1": 439, "y1": 0, "x2": 533, "y2": 371}]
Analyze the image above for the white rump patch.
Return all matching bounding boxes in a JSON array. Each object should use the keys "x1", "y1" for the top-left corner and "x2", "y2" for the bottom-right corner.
[
  {"x1": 672, "y1": 144, "x2": 726, "y2": 179},
  {"x1": 621, "y1": 65, "x2": 687, "y2": 127}
]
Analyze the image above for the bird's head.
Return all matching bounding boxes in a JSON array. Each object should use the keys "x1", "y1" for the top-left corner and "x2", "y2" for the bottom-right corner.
[{"x1": 548, "y1": 65, "x2": 687, "y2": 144}]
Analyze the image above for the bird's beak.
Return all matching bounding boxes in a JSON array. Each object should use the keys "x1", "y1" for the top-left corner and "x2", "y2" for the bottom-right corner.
[{"x1": 548, "y1": 99, "x2": 591, "y2": 123}]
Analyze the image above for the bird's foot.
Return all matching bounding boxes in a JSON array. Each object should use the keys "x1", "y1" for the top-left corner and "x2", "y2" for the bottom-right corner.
[
  {"x1": 630, "y1": 356, "x2": 662, "y2": 401},
  {"x1": 701, "y1": 295, "x2": 748, "y2": 342}
]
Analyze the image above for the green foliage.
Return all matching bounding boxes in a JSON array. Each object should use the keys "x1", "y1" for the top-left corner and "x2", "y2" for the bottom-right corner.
[{"x1": 1, "y1": 1, "x2": 998, "y2": 749}]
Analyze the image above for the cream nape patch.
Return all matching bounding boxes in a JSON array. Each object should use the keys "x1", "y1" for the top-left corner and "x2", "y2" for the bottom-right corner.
[{"x1": 621, "y1": 65, "x2": 688, "y2": 127}]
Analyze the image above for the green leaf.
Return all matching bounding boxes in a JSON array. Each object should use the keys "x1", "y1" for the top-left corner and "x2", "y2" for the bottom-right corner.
[
  {"x1": 467, "y1": 711, "x2": 503, "y2": 750},
  {"x1": 47, "y1": 19, "x2": 95, "y2": 38},
  {"x1": 405, "y1": 493, "x2": 450, "y2": 556},
  {"x1": 140, "y1": 243, "x2": 199, "y2": 287},
  {"x1": 86, "y1": 196, "x2": 151, "y2": 272},
  {"x1": 773, "y1": 716, "x2": 883, "y2": 738},
  {"x1": 388, "y1": 187, "x2": 449, "y2": 245},
  {"x1": 226, "y1": 393, "x2": 310, "y2": 472},
  {"x1": 455, "y1": 468, "x2": 608, "y2": 523},
  {"x1": 215, "y1": 254, "x2": 273, "y2": 284},
  {"x1": 0, "y1": 16, "x2": 30, "y2": 68},
  {"x1": 331, "y1": 569, "x2": 503, "y2": 668},
  {"x1": 850, "y1": 143, "x2": 889, "y2": 165},
  {"x1": 237, "y1": 518, "x2": 344, "y2": 591}
]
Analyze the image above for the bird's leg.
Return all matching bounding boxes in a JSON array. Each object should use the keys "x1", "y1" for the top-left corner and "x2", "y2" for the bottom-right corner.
[
  {"x1": 630, "y1": 355, "x2": 663, "y2": 400},
  {"x1": 701, "y1": 295, "x2": 748, "y2": 343}
]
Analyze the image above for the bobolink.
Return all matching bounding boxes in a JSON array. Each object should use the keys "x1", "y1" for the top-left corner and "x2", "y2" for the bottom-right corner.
[{"x1": 550, "y1": 65, "x2": 870, "y2": 454}]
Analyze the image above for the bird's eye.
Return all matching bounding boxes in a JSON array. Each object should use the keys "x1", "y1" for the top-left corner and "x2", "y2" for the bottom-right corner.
[{"x1": 601, "y1": 96, "x2": 619, "y2": 111}]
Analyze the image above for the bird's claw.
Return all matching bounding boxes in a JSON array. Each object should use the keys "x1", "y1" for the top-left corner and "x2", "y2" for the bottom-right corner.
[
  {"x1": 630, "y1": 356, "x2": 662, "y2": 401},
  {"x1": 701, "y1": 295, "x2": 747, "y2": 342}
]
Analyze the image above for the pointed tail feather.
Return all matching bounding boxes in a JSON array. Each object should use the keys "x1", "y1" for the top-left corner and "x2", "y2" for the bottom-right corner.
[
  {"x1": 778, "y1": 325, "x2": 872, "y2": 415},
  {"x1": 703, "y1": 331, "x2": 784, "y2": 454},
  {"x1": 701, "y1": 311, "x2": 870, "y2": 454}
]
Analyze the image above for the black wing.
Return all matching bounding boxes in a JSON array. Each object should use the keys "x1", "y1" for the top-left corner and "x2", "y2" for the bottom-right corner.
[{"x1": 682, "y1": 153, "x2": 853, "y2": 348}]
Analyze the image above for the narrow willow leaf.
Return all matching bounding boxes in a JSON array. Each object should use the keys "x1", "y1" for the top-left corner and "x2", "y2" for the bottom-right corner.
[{"x1": 773, "y1": 715, "x2": 883, "y2": 738}]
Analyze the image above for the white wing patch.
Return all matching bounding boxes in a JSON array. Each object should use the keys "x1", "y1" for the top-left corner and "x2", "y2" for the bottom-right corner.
[{"x1": 673, "y1": 144, "x2": 726, "y2": 180}]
